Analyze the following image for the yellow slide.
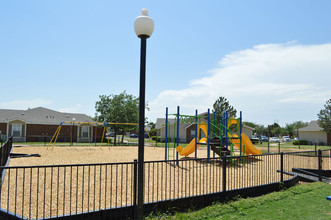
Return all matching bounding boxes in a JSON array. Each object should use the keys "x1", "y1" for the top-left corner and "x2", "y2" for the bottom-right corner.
[
  {"x1": 176, "y1": 138, "x2": 207, "y2": 156},
  {"x1": 230, "y1": 133, "x2": 262, "y2": 155},
  {"x1": 176, "y1": 122, "x2": 208, "y2": 156}
]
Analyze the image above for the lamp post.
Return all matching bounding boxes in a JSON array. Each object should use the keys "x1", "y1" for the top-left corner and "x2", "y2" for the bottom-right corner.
[
  {"x1": 72, "y1": 118, "x2": 75, "y2": 145},
  {"x1": 134, "y1": 8, "x2": 154, "y2": 219}
]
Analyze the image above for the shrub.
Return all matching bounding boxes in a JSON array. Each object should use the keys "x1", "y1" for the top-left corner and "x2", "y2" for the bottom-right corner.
[
  {"x1": 149, "y1": 128, "x2": 157, "y2": 137},
  {"x1": 151, "y1": 136, "x2": 160, "y2": 142},
  {"x1": 293, "y1": 140, "x2": 308, "y2": 145}
]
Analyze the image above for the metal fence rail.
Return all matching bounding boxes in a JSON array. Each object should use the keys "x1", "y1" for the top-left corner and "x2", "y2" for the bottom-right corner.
[
  {"x1": 0, "y1": 136, "x2": 13, "y2": 183},
  {"x1": 0, "y1": 161, "x2": 136, "y2": 219},
  {"x1": 0, "y1": 149, "x2": 330, "y2": 219},
  {"x1": 0, "y1": 136, "x2": 12, "y2": 167}
]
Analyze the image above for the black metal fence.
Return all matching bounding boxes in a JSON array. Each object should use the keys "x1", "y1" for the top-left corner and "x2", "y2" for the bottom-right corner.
[
  {"x1": 0, "y1": 136, "x2": 12, "y2": 167},
  {"x1": 0, "y1": 136, "x2": 13, "y2": 182},
  {"x1": 0, "y1": 149, "x2": 330, "y2": 219}
]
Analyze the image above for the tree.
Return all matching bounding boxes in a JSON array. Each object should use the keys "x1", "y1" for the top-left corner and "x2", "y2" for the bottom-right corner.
[
  {"x1": 243, "y1": 121, "x2": 266, "y2": 136},
  {"x1": 95, "y1": 91, "x2": 139, "y2": 145},
  {"x1": 254, "y1": 124, "x2": 266, "y2": 136},
  {"x1": 284, "y1": 123, "x2": 295, "y2": 137},
  {"x1": 213, "y1": 97, "x2": 237, "y2": 123},
  {"x1": 268, "y1": 123, "x2": 281, "y2": 137},
  {"x1": 283, "y1": 121, "x2": 308, "y2": 138},
  {"x1": 318, "y1": 98, "x2": 331, "y2": 133}
]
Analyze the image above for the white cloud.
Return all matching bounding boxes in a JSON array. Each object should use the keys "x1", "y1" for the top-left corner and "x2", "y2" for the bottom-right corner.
[
  {"x1": 147, "y1": 42, "x2": 331, "y2": 125},
  {"x1": 0, "y1": 98, "x2": 52, "y2": 110}
]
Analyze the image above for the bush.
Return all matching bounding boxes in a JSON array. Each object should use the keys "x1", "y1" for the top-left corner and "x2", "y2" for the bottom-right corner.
[
  {"x1": 293, "y1": 140, "x2": 308, "y2": 145},
  {"x1": 151, "y1": 136, "x2": 160, "y2": 142},
  {"x1": 149, "y1": 128, "x2": 157, "y2": 137}
]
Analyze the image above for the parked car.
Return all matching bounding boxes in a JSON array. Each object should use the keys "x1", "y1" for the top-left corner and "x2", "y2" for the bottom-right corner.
[
  {"x1": 130, "y1": 134, "x2": 138, "y2": 138},
  {"x1": 270, "y1": 137, "x2": 280, "y2": 142},
  {"x1": 250, "y1": 135, "x2": 260, "y2": 144},
  {"x1": 260, "y1": 135, "x2": 268, "y2": 142},
  {"x1": 282, "y1": 136, "x2": 291, "y2": 142},
  {"x1": 294, "y1": 137, "x2": 299, "y2": 141},
  {"x1": 130, "y1": 133, "x2": 149, "y2": 138},
  {"x1": 106, "y1": 132, "x2": 115, "y2": 137}
]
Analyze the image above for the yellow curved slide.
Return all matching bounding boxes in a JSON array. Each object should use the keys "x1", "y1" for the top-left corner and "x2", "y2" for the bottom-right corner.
[
  {"x1": 230, "y1": 133, "x2": 262, "y2": 155},
  {"x1": 176, "y1": 122, "x2": 208, "y2": 157},
  {"x1": 176, "y1": 138, "x2": 207, "y2": 156}
]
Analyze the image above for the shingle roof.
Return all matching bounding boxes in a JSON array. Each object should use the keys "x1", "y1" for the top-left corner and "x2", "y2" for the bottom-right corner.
[
  {"x1": 298, "y1": 121, "x2": 323, "y2": 132},
  {"x1": 0, "y1": 107, "x2": 94, "y2": 125}
]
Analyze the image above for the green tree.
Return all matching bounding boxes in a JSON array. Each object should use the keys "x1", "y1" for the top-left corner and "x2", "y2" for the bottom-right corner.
[
  {"x1": 293, "y1": 121, "x2": 308, "y2": 129},
  {"x1": 147, "y1": 121, "x2": 156, "y2": 129},
  {"x1": 318, "y1": 99, "x2": 331, "y2": 133},
  {"x1": 284, "y1": 123, "x2": 295, "y2": 137},
  {"x1": 243, "y1": 121, "x2": 266, "y2": 136},
  {"x1": 283, "y1": 121, "x2": 308, "y2": 138},
  {"x1": 95, "y1": 91, "x2": 139, "y2": 145},
  {"x1": 213, "y1": 97, "x2": 237, "y2": 123},
  {"x1": 269, "y1": 123, "x2": 281, "y2": 137},
  {"x1": 254, "y1": 124, "x2": 266, "y2": 136}
]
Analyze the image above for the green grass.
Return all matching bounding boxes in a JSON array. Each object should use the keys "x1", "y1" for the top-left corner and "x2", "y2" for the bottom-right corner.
[
  {"x1": 146, "y1": 182, "x2": 331, "y2": 219},
  {"x1": 255, "y1": 141, "x2": 331, "y2": 154}
]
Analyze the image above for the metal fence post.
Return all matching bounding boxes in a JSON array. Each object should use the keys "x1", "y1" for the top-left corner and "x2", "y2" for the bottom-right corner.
[
  {"x1": 222, "y1": 155, "x2": 226, "y2": 192},
  {"x1": 280, "y1": 152, "x2": 284, "y2": 183},
  {"x1": 318, "y1": 149, "x2": 322, "y2": 181},
  {"x1": 278, "y1": 142, "x2": 280, "y2": 153},
  {"x1": 315, "y1": 143, "x2": 317, "y2": 156},
  {"x1": 133, "y1": 159, "x2": 138, "y2": 219}
]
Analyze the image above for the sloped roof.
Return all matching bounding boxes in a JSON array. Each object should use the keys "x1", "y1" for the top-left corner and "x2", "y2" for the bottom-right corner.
[
  {"x1": 298, "y1": 121, "x2": 323, "y2": 132},
  {"x1": 0, "y1": 107, "x2": 94, "y2": 125}
]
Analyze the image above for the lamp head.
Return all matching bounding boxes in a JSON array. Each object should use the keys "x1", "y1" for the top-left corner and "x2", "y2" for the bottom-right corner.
[{"x1": 134, "y1": 8, "x2": 154, "y2": 38}]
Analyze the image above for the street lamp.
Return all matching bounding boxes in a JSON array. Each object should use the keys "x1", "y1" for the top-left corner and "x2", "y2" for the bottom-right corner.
[
  {"x1": 134, "y1": 8, "x2": 154, "y2": 219},
  {"x1": 72, "y1": 118, "x2": 75, "y2": 146}
]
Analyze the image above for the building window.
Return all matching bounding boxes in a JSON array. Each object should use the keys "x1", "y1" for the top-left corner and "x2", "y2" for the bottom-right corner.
[
  {"x1": 82, "y1": 126, "x2": 89, "y2": 138},
  {"x1": 12, "y1": 124, "x2": 22, "y2": 137}
]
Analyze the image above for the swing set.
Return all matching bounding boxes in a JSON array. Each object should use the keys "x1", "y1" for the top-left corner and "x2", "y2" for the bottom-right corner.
[{"x1": 47, "y1": 121, "x2": 154, "y2": 150}]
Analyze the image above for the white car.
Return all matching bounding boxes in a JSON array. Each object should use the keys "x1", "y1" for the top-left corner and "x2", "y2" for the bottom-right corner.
[
  {"x1": 282, "y1": 136, "x2": 291, "y2": 142},
  {"x1": 270, "y1": 137, "x2": 280, "y2": 142}
]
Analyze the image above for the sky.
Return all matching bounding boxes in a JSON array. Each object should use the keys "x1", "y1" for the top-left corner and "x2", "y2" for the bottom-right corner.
[{"x1": 0, "y1": 0, "x2": 330, "y2": 126}]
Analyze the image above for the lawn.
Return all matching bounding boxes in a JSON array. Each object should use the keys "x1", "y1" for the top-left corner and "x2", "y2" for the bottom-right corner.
[
  {"x1": 147, "y1": 182, "x2": 331, "y2": 219},
  {"x1": 253, "y1": 141, "x2": 331, "y2": 154}
]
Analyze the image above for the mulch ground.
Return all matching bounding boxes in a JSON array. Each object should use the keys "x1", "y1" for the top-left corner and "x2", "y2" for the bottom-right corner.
[{"x1": 0, "y1": 145, "x2": 327, "y2": 219}]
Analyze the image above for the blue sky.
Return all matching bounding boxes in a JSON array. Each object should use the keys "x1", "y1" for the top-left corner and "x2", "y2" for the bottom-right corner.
[{"x1": 0, "y1": 0, "x2": 331, "y2": 126}]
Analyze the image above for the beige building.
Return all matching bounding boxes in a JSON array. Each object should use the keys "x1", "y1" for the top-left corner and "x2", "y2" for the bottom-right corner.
[{"x1": 298, "y1": 121, "x2": 330, "y2": 145}]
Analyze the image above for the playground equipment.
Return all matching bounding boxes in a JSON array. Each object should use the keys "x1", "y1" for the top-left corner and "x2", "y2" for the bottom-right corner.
[
  {"x1": 225, "y1": 117, "x2": 262, "y2": 155},
  {"x1": 164, "y1": 106, "x2": 261, "y2": 163},
  {"x1": 47, "y1": 121, "x2": 154, "y2": 150},
  {"x1": 176, "y1": 122, "x2": 208, "y2": 156}
]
